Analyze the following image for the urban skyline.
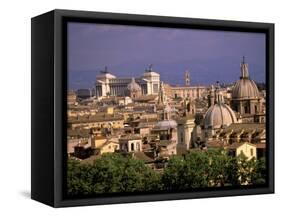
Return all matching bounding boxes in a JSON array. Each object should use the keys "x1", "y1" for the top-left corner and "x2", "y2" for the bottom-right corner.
[
  {"x1": 67, "y1": 22, "x2": 267, "y2": 196},
  {"x1": 68, "y1": 22, "x2": 266, "y2": 90}
]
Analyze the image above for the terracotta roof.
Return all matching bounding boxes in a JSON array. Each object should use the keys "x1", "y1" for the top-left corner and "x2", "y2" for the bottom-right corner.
[
  {"x1": 256, "y1": 143, "x2": 266, "y2": 149},
  {"x1": 223, "y1": 123, "x2": 265, "y2": 131},
  {"x1": 68, "y1": 114, "x2": 123, "y2": 123},
  {"x1": 133, "y1": 152, "x2": 154, "y2": 163},
  {"x1": 119, "y1": 135, "x2": 142, "y2": 140},
  {"x1": 206, "y1": 140, "x2": 226, "y2": 148},
  {"x1": 67, "y1": 129, "x2": 90, "y2": 138},
  {"x1": 133, "y1": 95, "x2": 157, "y2": 102},
  {"x1": 157, "y1": 140, "x2": 176, "y2": 146}
]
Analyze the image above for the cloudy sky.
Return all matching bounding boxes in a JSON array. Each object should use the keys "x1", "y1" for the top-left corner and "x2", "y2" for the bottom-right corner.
[{"x1": 67, "y1": 22, "x2": 266, "y2": 90}]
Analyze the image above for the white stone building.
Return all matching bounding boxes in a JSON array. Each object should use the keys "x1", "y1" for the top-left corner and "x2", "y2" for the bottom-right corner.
[{"x1": 95, "y1": 67, "x2": 160, "y2": 98}]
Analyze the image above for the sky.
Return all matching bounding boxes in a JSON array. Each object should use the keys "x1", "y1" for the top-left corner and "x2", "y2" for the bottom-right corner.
[{"x1": 67, "y1": 22, "x2": 266, "y2": 90}]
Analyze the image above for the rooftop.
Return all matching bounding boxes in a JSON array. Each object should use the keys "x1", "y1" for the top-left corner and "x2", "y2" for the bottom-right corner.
[
  {"x1": 119, "y1": 135, "x2": 142, "y2": 140},
  {"x1": 68, "y1": 114, "x2": 124, "y2": 124},
  {"x1": 133, "y1": 152, "x2": 154, "y2": 163}
]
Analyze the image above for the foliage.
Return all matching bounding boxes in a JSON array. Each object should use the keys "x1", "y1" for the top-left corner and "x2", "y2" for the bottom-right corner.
[
  {"x1": 67, "y1": 160, "x2": 95, "y2": 196},
  {"x1": 67, "y1": 153, "x2": 161, "y2": 196},
  {"x1": 67, "y1": 151, "x2": 267, "y2": 196},
  {"x1": 249, "y1": 157, "x2": 267, "y2": 185},
  {"x1": 162, "y1": 151, "x2": 210, "y2": 190}
]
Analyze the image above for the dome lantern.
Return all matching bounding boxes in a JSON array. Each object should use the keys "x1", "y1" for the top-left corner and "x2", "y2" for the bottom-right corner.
[{"x1": 240, "y1": 56, "x2": 249, "y2": 79}]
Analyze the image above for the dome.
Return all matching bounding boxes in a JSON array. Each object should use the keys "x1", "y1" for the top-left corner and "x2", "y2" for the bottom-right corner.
[
  {"x1": 232, "y1": 57, "x2": 260, "y2": 99},
  {"x1": 155, "y1": 119, "x2": 177, "y2": 129},
  {"x1": 127, "y1": 78, "x2": 141, "y2": 91},
  {"x1": 204, "y1": 103, "x2": 237, "y2": 129},
  {"x1": 232, "y1": 79, "x2": 260, "y2": 99}
]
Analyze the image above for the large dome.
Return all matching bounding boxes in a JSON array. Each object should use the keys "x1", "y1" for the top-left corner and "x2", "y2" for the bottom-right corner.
[
  {"x1": 204, "y1": 103, "x2": 237, "y2": 129},
  {"x1": 232, "y1": 79, "x2": 260, "y2": 99},
  {"x1": 232, "y1": 57, "x2": 260, "y2": 99}
]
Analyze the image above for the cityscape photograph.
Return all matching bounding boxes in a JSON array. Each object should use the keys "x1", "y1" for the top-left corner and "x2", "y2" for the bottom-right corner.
[{"x1": 66, "y1": 22, "x2": 267, "y2": 197}]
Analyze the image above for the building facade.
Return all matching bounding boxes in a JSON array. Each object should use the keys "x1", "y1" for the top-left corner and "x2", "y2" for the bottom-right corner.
[
  {"x1": 95, "y1": 67, "x2": 160, "y2": 98},
  {"x1": 163, "y1": 72, "x2": 208, "y2": 100}
]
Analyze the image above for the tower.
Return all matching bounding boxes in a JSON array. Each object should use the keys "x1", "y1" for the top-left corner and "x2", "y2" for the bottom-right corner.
[{"x1": 185, "y1": 71, "x2": 190, "y2": 86}]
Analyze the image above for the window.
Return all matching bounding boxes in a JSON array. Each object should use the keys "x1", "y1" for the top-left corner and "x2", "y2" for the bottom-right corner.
[{"x1": 131, "y1": 143, "x2": 134, "y2": 151}]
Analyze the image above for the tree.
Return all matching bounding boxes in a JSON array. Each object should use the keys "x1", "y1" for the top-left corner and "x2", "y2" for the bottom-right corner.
[
  {"x1": 67, "y1": 150, "x2": 267, "y2": 196},
  {"x1": 229, "y1": 154, "x2": 266, "y2": 186},
  {"x1": 67, "y1": 159, "x2": 95, "y2": 196},
  {"x1": 249, "y1": 157, "x2": 267, "y2": 185},
  {"x1": 206, "y1": 149, "x2": 234, "y2": 187},
  {"x1": 162, "y1": 151, "x2": 210, "y2": 191},
  {"x1": 67, "y1": 153, "x2": 162, "y2": 196}
]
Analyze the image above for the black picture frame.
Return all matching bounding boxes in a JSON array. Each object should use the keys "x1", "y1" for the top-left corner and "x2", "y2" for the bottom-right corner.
[{"x1": 31, "y1": 9, "x2": 274, "y2": 207}]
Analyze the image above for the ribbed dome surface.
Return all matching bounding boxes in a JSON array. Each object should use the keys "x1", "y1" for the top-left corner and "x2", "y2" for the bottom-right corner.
[
  {"x1": 232, "y1": 78, "x2": 260, "y2": 99},
  {"x1": 232, "y1": 58, "x2": 260, "y2": 99},
  {"x1": 204, "y1": 103, "x2": 237, "y2": 129}
]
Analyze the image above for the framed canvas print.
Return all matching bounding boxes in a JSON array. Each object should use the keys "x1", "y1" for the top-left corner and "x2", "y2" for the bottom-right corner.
[{"x1": 31, "y1": 9, "x2": 274, "y2": 207}]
